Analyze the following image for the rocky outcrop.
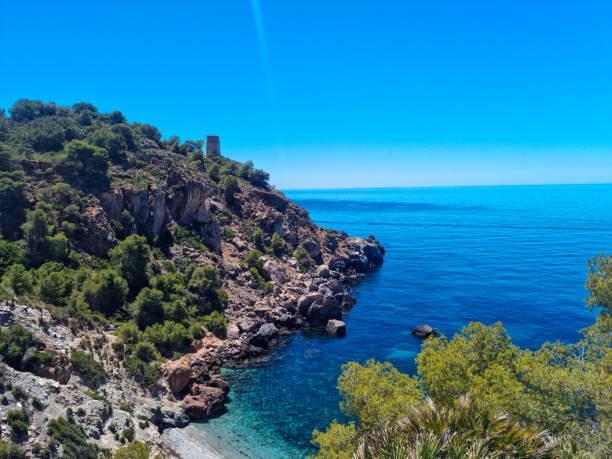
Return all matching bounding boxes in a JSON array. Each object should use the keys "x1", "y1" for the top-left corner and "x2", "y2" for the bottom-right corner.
[
  {"x1": 411, "y1": 324, "x2": 439, "y2": 338},
  {"x1": 165, "y1": 359, "x2": 192, "y2": 395},
  {"x1": 307, "y1": 295, "x2": 342, "y2": 325},
  {"x1": 182, "y1": 385, "x2": 227, "y2": 419}
]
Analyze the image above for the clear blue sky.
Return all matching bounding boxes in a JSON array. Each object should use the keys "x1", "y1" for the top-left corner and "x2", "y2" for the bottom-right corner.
[{"x1": 1, "y1": 1, "x2": 611, "y2": 188}]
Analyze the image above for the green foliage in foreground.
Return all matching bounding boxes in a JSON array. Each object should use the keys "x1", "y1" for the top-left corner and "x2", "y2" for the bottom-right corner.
[
  {"x1": 47, "y1": 417, "x2": 98, "y2": 459},
  {"x1": 113, "y1": 441, "x2": 150, "y2": 459},
  {"x1": 311, "y1": 255, "x2": 612, "y2": 458},
  {"x1": 70, "y1": 349, "x2": 106, "y2": 385},
  {"x1": 0, "y1": 439, "x2": 26, "y2": 459},
  {"x1": 203, "y1": 310, "x2": 228, "y2": 337}
]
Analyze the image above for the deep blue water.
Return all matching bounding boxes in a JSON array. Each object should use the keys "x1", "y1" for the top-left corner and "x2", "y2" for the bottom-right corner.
[{"x1": 195, "y1": 184, "x2": 610, "y2": 458}]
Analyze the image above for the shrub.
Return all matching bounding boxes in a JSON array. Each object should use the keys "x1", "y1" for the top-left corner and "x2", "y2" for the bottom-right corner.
[
  {"x1": 144, "y1": 321, "x2": 190, "y2": 355},
  {"x1": 202, "y1": 311, "x2": 228, "y2": 337},
  {"x1": 113, "y1": 441, "x2": 150, "y2": 459},
  {"x1": 10, "y1": 386, "x2": 25, "y2": 398},
  {"x1": 220, "y1": 175, "x2": 239, "y2": 202},
  {"x1": 294, "y1": 245, "x2": 311, "y2": 271},
  {"x1": 119, "y1": 402, "x2": 133, "y2": 412},
  {"x1": 123, "y1": 357, "x2": 160, "y2": 387},
  {"x1": 0, "y1": 238, "x2": 21, "y2": 277},
  {"x1": 121, "y1": 426, "x2": 135, "y2": 443},
  {"x1": 188, "y1": 265, "x2": 221, "y2": 293},
  {"x1": 221, "y1": 227, "x2": 235, "y2": 240},
  {"x1": 253, "y1": 228, "x2": 265, "y2": 250},
  {"x1": 47, "y1": 417, "x2": 98, "y2": 459},
  {"x1": 116, "y1": 322, "x2": 141, "y2": 346},
  {"x1": 133, "y1": 341, "x2": 158, "y2": 363},
  {"x1": 243, "y1": 250, "x2": 264, "y2": 272},
  {"x1": 70, "y1": 350, "x2": 105, "y2": 384},
  {"x1": 0, "y1": 439, "x2": 26, "y2": 458},
  {"x1": 7, "y1": 409, "x2": 29, "y2": 437},
  {"x1": 270, "y1": 233, "x2": 287, "y2": 257},
  {"x1": 0, "y1": 324, "x2": 39, "y2": 368}
]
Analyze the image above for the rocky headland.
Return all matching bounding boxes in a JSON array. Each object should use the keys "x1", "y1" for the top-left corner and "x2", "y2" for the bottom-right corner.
[{"x1": 0, "y1": 103, "x2": 384, "y2": 457}]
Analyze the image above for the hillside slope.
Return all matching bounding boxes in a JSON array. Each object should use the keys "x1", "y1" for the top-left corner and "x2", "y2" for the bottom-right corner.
[{"x1": 0, "y1": 100, "x2": 383, "y2": 456}]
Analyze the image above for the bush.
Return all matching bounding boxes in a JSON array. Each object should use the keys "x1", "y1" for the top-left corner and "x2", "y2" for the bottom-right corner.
[
  {"x1": 294, "y1": 245, "x2": 312, "y2": 271},
  {"x1": 188, "y1": 265, "x2": 221, "y2": 293},
  {"x1": 0, "y1": 324, "x2": 40, "y2": 368},
  {"x1": 7, "y1": 409, "x2": 29, "y2": 437},
  {"x1": 0, "y1": 439, "x2": 26, "y2": 458},
  {"x1": 121, "y1": 426, "x2": 135, "y2": 443},
  {"x1": 47, "y1": 417, "x2": 98, "y2": 459},
  {"x1": 243, "y1": 250, "x2": 264, "y2": 272},
  {"x1": 270, "y1": 233, "x2": 287, "y2": 257},
  {"x1": 123, "y1": 357, "x2": 160, "y2": 387},
  {"x1": 70, "y1": 350, "x2": 105, "y2": 384},
  {"x1": 202, "y1": 311, "x2": 228, "y2": 337},
  {"x1": 221, "y1": 227, "x2": 235, "y2": 240},
  {"x1": 116, "y1": 322, "x2": 141, "y2": 345},
  {"x1": 220, "y1": 175, "x2": 239, "y2": 202},
  {"x1": 0, "y1": 239, "x2": 21, "y2": 277},
  {"x1": 113, "y1": 442, "x2": 150, "y2": 459},
  {"x1": 253, "y1": 228, "x2": 265, "y2": 250},
  {"x1": 133, "y1": 341, "x2": 158, "y2": 363},
  {"x1": 144, "y1": 321, "x2": 190, "y2": 355}
]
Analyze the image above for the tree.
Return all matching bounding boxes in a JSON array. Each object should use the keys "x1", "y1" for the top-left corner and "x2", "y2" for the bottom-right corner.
[
  {"x1": 129, "y1": 288, "x2": 164, "y2": 329},
  {"x1": 39, "y1": 271, "x2": 72, "y2": 306},
  {"x1": 220, "y1": 175, "x2": 239, "y2": 203},
  {"x1": 64, "y1": 140, "x2": 109, "y2": 180},
  {"x1": 188, "y1": 265, "x2": 221, "y2": 293},
  {"x1": 0, "y1": 238, "x2": 21, "y2": 277},
  {"x1": 253, "y1": 228, "x2": 265, "y2": 250},
  {"x1": 109, "y1": 234, "x2": 151, "y2": 295},
  {"x1": 80, "y1": 269, "x2": 129, "y2": 316},
  {"x1": 2, "y1": 264, "x2": 32, "y2": 296},
  {"x1": 9, "y1": 99, "x2": 54, "y2": 122},
  {"x1": 0, "y1": 143, "x2": 26, "y2": 237},
  {"x1": 270, "y1": 232, "x2": 287, "y2": 257},
  {"x1": 135, "y1": 123, "x2": 161, "y2": 143},
  {"x1": 202, "y1": 311, "x2": 228, "y2": 337},
  {"x1": 72, "y1": 102, "x2": 98, "y2": 113},
  {"x1": 209, "y1": 164, "x2": 220, "y2": 182}
]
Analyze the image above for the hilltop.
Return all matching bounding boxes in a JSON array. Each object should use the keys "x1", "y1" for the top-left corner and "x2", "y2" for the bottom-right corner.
[{"x1": 0, "y1": 100, "x2": 383, "y2": 457}]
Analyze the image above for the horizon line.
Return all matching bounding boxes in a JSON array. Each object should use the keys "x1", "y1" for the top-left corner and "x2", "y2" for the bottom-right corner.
[{"x1": 279, "y1": 181, "x2": 612, "y2": 191}]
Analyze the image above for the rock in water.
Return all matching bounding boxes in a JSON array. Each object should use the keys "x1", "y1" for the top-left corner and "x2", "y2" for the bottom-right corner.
[
  {"x1": 411, "y1": 324, "x2": 439, "y2": 338},
  {"x1": 326, "y1": 319, "x2": 346, "y2": 338}
]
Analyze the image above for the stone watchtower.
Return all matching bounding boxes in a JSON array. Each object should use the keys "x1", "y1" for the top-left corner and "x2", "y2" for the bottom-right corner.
[{"x1": 206, "y1": 135, "x2": 220, "y2": 156}]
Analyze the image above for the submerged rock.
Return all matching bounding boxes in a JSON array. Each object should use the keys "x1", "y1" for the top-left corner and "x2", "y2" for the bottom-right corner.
[{"x1": 411, "y1": 324, "x2": 439, "y2": 338}]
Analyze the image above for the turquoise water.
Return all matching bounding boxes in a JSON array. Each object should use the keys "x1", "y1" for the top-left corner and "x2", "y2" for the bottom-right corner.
[{"x1": 195, "y1": 184, "x2": 611, "y2": 458}]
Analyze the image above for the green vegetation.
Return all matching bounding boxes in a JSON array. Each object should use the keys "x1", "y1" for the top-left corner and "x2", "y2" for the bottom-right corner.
[
  {"x1": 221, "y1": 226, "x2": 235, "y2": 240},
  {"x1": 311, "y1": 255, "x2": 612, "y2": 458},
  {"x1": 7, "y1": 409, "x2": 29, "y2": 437},
  {"x1": 113, "y1": 442, "x2": 150, "y2": 459},
  {"x1": 0, "y1": 439, "x2": 26, "y2": 459},
  {"x1": 0, "y1": 324, "x2": 40, "y2": 368},
  {"x1": 202, "y1": 310, "x2": 228, "y2": 337},
  {"x1": 70, "y1": 349, "x2": 105, "y2": 385},
  {"x1": 47, "y1": 417, "x2": 98, "y2": 459}
]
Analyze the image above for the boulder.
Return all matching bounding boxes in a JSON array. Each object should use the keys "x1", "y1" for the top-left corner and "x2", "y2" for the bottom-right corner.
[
  {"x1": 325, "y1": 319, "x2": 346, "y2": 338},
  {"x1": 226, "y1": 323, "x2": 240, "y2": 340},
  {"x1": 297, "y1": 292, "x2": 323, "y2": 316},
  {"x1": 262, "y1": 259, "x2": 287, "y2": 284},
  {"x1": 250, "y1": 322, "x2": 279, "y2": 348},
  {"x1": 189, "y1": 358, "x2": 210, "y2": 383},
  {"x1": 303, "y1": 240, "x2": 322, "y2": 259},
  {"x1": 207, "y1": 375, "x2": 231, "y2": 395},
  {"x1": 336, "y1": 292, "x2": 357, "y2": 311},
  {"x1": 144, "y1": 406, "x2": 190, "y2": 430},
  {"x1": 164, "y1": 359, "x2": 192, "y2": 395},
  {"x1": 411, "y1": 324, "x2": 439, "y2": 338},
  {"x1": 182, "y1": 385, "x2": 227, "y2": 419},
  {"x1": 307, "y1": 295, "x2": 342, "y2": 325},
  {"x1": 236, "y1": 317, "x2": 261, "y2": 333},
  {"x1": 349, "y1": 252, "x2": 369, "y2": 272},
  {"x1": 316, "y1": 264, "x2": 330, "y2": 278},
  {"x1": 325, "y1": 279, "x2": 343, "y2": 294}
]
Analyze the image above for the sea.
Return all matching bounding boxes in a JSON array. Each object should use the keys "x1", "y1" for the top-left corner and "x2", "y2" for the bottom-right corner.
[{"x1": 192, "y1": 184, "x2": 610, "y2": 458}]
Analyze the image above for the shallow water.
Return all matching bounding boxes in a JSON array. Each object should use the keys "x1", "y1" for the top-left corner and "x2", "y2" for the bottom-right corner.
[{"x1": 194, "y1": 184, "x2": 611, "y2": 458}]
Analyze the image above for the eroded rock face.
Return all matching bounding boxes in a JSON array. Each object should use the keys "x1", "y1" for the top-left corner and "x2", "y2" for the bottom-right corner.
[{"x1": 164, "y1": 360, "x2": 192, "y2": 395}]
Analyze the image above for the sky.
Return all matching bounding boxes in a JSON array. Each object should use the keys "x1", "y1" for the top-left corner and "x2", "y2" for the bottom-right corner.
[{"x1": 1, "y1": 1, "x2": 611, "y2": 189}]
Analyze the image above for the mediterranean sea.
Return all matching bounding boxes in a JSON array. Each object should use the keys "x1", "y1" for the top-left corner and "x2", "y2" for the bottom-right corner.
[{"x1": 193, "y1": 184, "x2": 610, "y2": 458}]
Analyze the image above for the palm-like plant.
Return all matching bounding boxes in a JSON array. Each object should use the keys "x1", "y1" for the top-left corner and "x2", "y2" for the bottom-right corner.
[{"x1": 353, "y1": 394, "x2": 560, "y2": 458}]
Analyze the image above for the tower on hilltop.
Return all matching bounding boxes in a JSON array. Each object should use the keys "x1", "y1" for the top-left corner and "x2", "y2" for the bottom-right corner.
[{"x1": 206, "y1": 135, "x2": 220, "y2": 156}]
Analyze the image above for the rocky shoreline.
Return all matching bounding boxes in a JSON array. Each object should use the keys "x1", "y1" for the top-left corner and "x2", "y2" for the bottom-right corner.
[{"x1": 0, "y1": 233, "x2": 383, "y2": 456}]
